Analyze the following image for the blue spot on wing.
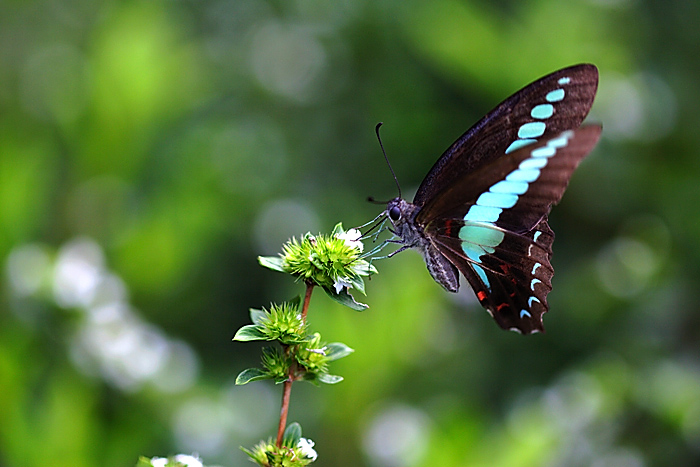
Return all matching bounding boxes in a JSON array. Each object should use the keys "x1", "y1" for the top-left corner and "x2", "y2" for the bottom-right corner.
[
  {"x1": 518, "y1": 122, "x2": 546, "y2": 139},
  {"x1": 464, "y1": 205, "x2": 502, "y2": 223},
  {"x1": 548, "y1": 131, "x2": 572, "y2": 148},
  {"x1": 506, "y1": 168, "x2": 541, "y2": 183},
  {"x1": 531, "y1": 104, "x2": 554, "y2": 119},
  {"x1": 531, "y1": 146, "x2": 556, "y2": 158},
  {"x1": 472, "y1": 264, "x2": 490, "y2": 287},
  {"x1": 476, "y1": 191, "x2": 519, "y2": 209},
  {"x1": 505, "y1": 138, "x2": 537, "y2": 154},
  {"x1": 490, "y1": 180, "x2": 529, "y2": 195},
  {"x1": 546, "y1": 89, "x2": 565, "y2": 102},
  {"x1": 519, "y1": 157, "x2": 548, "y2": 170},
  {"x1": 459, "y1": 224, "x2": 505, "y2": 248}
]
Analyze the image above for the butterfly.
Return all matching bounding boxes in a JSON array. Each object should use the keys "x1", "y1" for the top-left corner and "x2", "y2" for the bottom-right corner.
[{"x1": 382, "y1": 64, "x2": 601, "y2": 334}]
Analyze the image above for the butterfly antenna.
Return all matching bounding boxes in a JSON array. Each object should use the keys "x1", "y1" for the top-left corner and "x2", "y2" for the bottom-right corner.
[{"x1": 375, "y1": 122, "x2": 402, "y2": 199}]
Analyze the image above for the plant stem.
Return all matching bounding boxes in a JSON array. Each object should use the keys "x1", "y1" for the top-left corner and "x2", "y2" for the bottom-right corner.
[
  {"x1": 276, "y1": 282, "x2": 315, "y2": 447},
  {"x1": 301, "y1": 281, "x2": 314, "y2": 322},
  {"x1": 276, "y1": 372, "x2": 293, "y2": 447}
]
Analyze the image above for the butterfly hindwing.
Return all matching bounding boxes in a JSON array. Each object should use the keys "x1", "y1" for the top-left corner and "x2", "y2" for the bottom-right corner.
[
  {"x1": 413, "y1": 64, "x2": 599, "y2": 208},
  {"x1": 432, "y1": 219, "x2": 554, "y2": 333}
]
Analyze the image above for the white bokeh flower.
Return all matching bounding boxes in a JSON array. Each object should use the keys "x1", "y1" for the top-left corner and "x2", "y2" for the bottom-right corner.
[{"x1": 149, "y1": 454, "x2": 202, "y2": 467}]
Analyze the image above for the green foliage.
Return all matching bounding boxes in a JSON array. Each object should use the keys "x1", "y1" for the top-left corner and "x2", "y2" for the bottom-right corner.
[{"x1": 2, "y1": 0, "x2": 700, "y2": 466}]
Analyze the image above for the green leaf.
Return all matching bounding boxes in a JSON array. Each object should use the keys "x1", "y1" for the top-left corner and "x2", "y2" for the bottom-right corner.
[
  {"x1": 346, "y1": 272, "x2": 366, "y2": 295},
  {"x1": 236, "y1": 368, "x2": 271, "y2": 385},
  {"x1": 323, "y1": 286, "x2": 368, "y2": 311},
  {"x1": 233, "y1": 324, "x2": 267, "y2": 341},
  {"x1": 283, "y1": 422, "x2": 303, "y2": 446},
  {"x1": 330, "y1": 222, "x2": 345, "y2": 236},
  {"x1": 317, "y1": 373, "x2": 344, "y2": 384},
  {"x1": 325, "y1": 342, "x2": 354, "y2": 361},
  {"x1": 249, "y1": 308, "x2": 267, "y2": 326},
  {"x1": 258, "y1": 255, "x2": 286, "y2": 272},
  {"x1": 135, "y1": 457, "x2": 154, "y2": 467}
]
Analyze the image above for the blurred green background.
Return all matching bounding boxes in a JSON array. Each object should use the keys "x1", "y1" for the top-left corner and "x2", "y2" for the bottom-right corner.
[{"x1": 1, "y1": 0, "x2": 699, "y2": 466}]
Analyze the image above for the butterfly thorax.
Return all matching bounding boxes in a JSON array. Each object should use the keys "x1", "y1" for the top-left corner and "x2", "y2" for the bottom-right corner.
[{"x1": 386, "y1": 198, "x2": 461, "y2": 292}]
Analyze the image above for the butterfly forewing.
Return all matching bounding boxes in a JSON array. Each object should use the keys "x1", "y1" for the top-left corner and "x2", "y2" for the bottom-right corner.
[
  {"x1": 413, "y1": 64, "x2": 599, "y2": 208},
  {"x1": 422, "y1": 125, "x2": 602, "y2": 333}
]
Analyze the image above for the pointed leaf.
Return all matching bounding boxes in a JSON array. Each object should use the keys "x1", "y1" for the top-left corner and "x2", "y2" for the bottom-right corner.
[
  {"x1": 233, "y1": 324, "x2": 268, "y2": 341},
  {"x1": 236, "y1": 368, "x2": 271, "y2": 385},
  {"x1": 317, "y1": 373, "x2": 344, "y2": 384},
  {"x1": 258, "y1": 255, "x2": 286, "y2": 272},
  {"x1": 325, "y1": 342, "x2": 354, "y2": 361},
  {"x1": 331, "y1": 222, "x2": 344, "y2": 236},
  {"x1": 354, "y1": 260, "x2": 378, "y2": 277},
  {"x1": 323, "y1": 286, "x2": 368, "y2": 311},
  {"x1": 249, "y1": 308, "x2": 267, "y2": 326},
  {"x1": 346, "y1": 272, "x2": 366, "y2": 295},
  {"x1": 283, "y1": 422, "x2": 303, "y2": 446}
]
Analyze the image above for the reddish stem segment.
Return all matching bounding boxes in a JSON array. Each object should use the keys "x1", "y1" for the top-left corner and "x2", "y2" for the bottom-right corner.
[
  {"x1": 276, "y1": 375, "x2": 293, "y2": 447},
  {"x1": 301, "y1": 282, "x2": 314, "y2": 322},
  {"x1": 275, "y1": 282, "x2": 315, "y2": 447}
]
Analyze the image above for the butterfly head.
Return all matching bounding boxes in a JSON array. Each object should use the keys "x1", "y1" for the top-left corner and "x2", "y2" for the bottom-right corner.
[
  {"x1": 387, "y1": 199, "x2": 402, "y2": 222},
  {"x1": 385, "y1": 197, "x2": 422, "y2": 239}
]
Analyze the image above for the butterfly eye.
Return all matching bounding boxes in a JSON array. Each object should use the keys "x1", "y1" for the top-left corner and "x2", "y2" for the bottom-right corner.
[{"x1": 389, "y1": 206, "x2": 401, "y2": 221}]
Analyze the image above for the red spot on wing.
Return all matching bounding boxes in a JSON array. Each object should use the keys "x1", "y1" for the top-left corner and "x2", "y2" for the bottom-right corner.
[
  {"x1": 496, "y1": 303, "x2": 509, "y2": 312},
  {"x1": 444, "y1": 219, "x2": 453, "y2": 236},
  {"x1": 477, "y1": 291, "x2": 487, "y2": 302}
]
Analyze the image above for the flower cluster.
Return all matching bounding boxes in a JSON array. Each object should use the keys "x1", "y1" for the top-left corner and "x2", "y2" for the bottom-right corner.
[
  {"x1": 258, "y1": 223, "x2": 376, "y2": 310},
  {"x1": 234, "y1": 300, "x2": 353, "y2": 386},
  {"x1": 243, "y1": 423, "x2": 318, "y2": 467}
]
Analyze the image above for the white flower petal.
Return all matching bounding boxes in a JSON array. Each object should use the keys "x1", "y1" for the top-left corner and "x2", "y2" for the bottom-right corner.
[
  {"x1": 333, "y1": 277, "x2": 352, "y2": 293},
  {"x1": 336, "y1": 228, "x2": 364, "y2": 252},
  {"x1": 298, "y1": 437, "x2": 318, "y2": 461}
]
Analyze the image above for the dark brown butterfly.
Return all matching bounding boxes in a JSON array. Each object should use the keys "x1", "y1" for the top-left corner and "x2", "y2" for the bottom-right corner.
[{"x1": 384, "y1": 64, "x2": 601, "y2": 334}]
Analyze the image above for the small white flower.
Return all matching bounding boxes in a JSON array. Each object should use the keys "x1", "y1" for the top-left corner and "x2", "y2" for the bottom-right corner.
[
  {"x1": 173, "y1": 454, "x2": 203, "y2": 467},
  {"x1": 336, "y1": 228, "x2": 364, "y2": 252},
  {"x1": 150, "y1": 457, "x2": 168, "y2": 467},
  {"x1": 333, "y1": 277, "x2": 353, "y2": 293},
  {"x1": 298, "y1": 437, "x2": 318, "y2": 461}
]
